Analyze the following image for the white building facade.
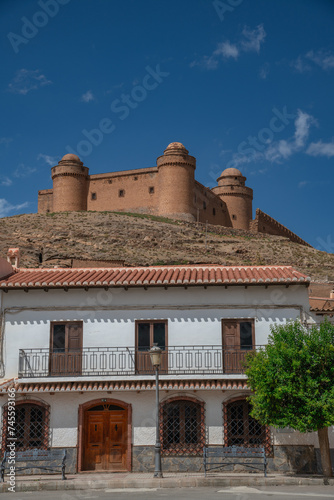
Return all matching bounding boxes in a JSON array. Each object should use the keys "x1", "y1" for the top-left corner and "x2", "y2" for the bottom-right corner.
[{"x1": 0, "y1": 258, "x2": 332, "y2": 474}]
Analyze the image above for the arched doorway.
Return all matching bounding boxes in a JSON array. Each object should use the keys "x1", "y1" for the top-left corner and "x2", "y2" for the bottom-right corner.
[{"x1": 79, "y1": 399, "x2": 131, "y2": 472}]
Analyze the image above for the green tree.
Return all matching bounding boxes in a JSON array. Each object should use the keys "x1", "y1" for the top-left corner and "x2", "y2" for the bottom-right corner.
[{"x1": 245, "y1": 320, "x2": 334, "y2": 477}]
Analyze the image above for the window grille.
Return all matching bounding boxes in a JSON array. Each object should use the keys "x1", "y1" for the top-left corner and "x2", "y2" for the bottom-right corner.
[
  {"x1": 223, "y1": 399, "x2": 271, "y2": 454},
  {"x1": 160, "y1": 398, "x2": 205, "y2": 455},
  {"x1": 2, "y1": 402, "x2": 50, "y2": 451}
]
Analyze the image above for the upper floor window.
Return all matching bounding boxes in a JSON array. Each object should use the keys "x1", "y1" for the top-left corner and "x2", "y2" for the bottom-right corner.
[
  {"x1": 222, "y1": 319, "x2": 254, "y2": 373},
  {"x1": 50, "y1": 321, "x2": 83, "y2": 376},
  {"x1": 161, "y1": 398, "x2": 205, "y2": 455},
  {"x1": 2, "y1": 401, "x2": 49, "y2": 451},
  {"x1": 232, "y1": 214, "x2": 237, "y2": 220},
  {"x1": 119, "y1": 189, "x2": 125, "y2": 197},
  {"x1": 91, "y1": 192, "x2": 97, "y2": 200},
  {"x1": 135, "y1": 320, "x2": 167, "y2": 374},
  {"x1": 149, "y1": 186, "x2": 154, "y2": 194}
]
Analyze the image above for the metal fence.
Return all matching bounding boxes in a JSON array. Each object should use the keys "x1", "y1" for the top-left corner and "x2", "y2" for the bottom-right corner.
[{"x1": 18, "y1": 345, "x2": 261, "y2": 378}]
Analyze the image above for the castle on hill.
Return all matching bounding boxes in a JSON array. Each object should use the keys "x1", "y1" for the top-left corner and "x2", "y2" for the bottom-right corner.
[{"x1": 38, "y1": 141, "x2": 309, "y2": 246}]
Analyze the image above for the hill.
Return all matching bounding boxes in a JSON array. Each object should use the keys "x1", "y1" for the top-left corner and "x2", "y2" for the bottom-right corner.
[{"x1": 0, "y1": 211, "x2": 333, "y2": 281}]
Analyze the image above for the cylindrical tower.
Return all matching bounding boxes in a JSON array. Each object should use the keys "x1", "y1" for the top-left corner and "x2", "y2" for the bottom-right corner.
[
  {"x1": 212, "y1": 168, "x2": 253, "y2": 230},
  {"x1": 157, "y1": 142, "x2": 196, "y2": 221},
  {"x1": 51, "y1": 154, "x2": 89, "y2": 212}
]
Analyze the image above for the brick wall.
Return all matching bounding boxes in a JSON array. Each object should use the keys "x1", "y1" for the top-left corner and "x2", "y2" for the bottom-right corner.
[
  {"x1": 250, "y1": 209, "x2": 311, "y2": 247},
  {"x1": 38, "y1": 189, "x2": 53, "y2": 213},
  {"x1": 87, "y1": 168, "x2": 158, "y2": 213},
  {"x1": 194, "y1": 182, "x2": 231, "y2": 226}
]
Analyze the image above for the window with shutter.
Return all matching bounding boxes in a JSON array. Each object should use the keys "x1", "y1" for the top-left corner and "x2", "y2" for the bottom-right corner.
[
  {"x1": 222, "y1": 319, "x2": 255, "y2": 373},
  {"x1": 50, "y1": 321, "x2": 83, "y2": 376}
]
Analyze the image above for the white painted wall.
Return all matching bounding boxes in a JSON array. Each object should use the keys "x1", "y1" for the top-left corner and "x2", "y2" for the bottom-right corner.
[
  {"x1": 1, "y1": 391, "x2": 332, "y2": 449},
  {"x1": 1, "y1": 284, "x2": 311, "y2": 379}
]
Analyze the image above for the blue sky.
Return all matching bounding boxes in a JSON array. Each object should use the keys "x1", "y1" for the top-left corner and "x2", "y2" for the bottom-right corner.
[{"x1": 1, "y1": 0, "x2": 333, "y2": 250}]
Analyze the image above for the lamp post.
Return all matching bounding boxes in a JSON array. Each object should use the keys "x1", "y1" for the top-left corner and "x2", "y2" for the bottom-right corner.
[{"x1": 149, "y1": 343, "x2": 163, "y2": 478}]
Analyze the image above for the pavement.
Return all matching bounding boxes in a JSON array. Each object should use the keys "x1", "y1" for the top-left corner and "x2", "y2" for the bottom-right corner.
[{"x1": 1, "y1": 471, "x2": 334, "y2": 493}]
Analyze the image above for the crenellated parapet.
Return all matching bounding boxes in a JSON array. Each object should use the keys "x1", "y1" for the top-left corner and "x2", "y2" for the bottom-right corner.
[{"x1": 250, "y1": 209, "x2": 311, "y2": 247}]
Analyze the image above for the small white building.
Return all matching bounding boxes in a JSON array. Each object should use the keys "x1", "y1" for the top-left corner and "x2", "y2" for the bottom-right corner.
[{"x1": 0, "y1": 251, "x2": 331, "y2": 474}]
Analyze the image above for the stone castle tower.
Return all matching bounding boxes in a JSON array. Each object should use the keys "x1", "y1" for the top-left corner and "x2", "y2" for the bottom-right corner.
[
  {"x1": 51, "y1": 154, "x2": 89, "y2": 212},
  {"x1": 37, "y1": 141, "x2": 310, "y2": 246},
  {"x1": 211, "y1": 168, "x2": 253, "y2": 230},
  {"x1": 156, "y1": 142, "x2": 196, "y2": 222}
]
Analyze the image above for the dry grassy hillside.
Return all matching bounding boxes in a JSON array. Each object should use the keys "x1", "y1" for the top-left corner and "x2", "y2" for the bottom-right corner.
[{"x1": 0, "y1": 211, "x2": 333, "y2": 281}]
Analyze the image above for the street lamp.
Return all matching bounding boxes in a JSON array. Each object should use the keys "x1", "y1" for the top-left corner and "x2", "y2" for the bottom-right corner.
[{"x1": 149, "y1": 343, "x2": 163, "y2": 478}]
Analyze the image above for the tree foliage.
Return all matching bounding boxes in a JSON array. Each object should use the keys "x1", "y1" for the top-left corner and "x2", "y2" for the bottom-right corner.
[{"x1": 245, "y1": 319, "x2": 334, "y2": 433}]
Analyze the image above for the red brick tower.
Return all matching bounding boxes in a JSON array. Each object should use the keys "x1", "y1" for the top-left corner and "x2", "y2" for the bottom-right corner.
[
  {"x1": 51, "y1": 154, "x2": 89, "y2": 212},
  {"x1": 156, "y1": 142, "x2": 196, "y2": 221},
  {"x1": 212, "y1": 168, "x2": 253, "y2": 230}
]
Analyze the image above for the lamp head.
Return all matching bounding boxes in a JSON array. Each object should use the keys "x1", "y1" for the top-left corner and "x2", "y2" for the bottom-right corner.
[{"x1": 149, "y1": 343, "x2": 162, "y2": 367}]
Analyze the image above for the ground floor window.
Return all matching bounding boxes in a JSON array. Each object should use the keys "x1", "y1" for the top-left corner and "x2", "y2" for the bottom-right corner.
[
  {"x1": 224, "y1": 398, "x2": 269, "y2": 452},
  {"x1": 160, "y1": 397, "x2": 205, "y2": 455},
  {"x1": 2, "y1": 401, "x2": 49, "y2": 451}
]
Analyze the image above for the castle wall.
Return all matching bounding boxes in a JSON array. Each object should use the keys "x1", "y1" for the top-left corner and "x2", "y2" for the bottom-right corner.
[
  {"x1": 194, "y1": 182, "x2": 231, "y2": 226},
  {"x1": 38, "y1": 189, "x2": 53, "y2": 214},
  {"x1": 36, "y1": 147, "x2": 309, "y2": 248},
  {"x1": 87, "y1": 168, "x2": 158, "y2": 213},
  {"x1": 250, "y1": 209, "x2": 311, "y2": 247}
]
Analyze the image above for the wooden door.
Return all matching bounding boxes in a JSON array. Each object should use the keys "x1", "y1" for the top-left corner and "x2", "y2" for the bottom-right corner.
[
  {"x1": 222, "y1": 320, "x2": 240, "y2": 373},
  {"x1": 222, "y1": 320, "x2": 254, "y2": 373},
  {"x1": 83, "y1": 405, "x2": 128, "y2": 471},
  {"x1": 50, "y1": 322, "x2": 82, "y2": 375},
  {"x1": 106, "y1": 412, "x2": 127, "y2": 470},
  {"x1": 85, "y1": 413, "x2": 105, "y2": 471},
  {"x1": 135, "y1": 321, "x2": 168, "y2": 374}
]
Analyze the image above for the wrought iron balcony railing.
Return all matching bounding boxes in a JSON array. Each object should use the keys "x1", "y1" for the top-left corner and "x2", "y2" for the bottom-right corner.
[{"x1": 18, "y1": 345, "x2": 261, "y2": 378}]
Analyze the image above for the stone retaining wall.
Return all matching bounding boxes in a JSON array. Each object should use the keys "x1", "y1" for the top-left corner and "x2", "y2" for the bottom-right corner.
[{"x1": 133, "y1": 445, "x2": 319, "y2": 474}]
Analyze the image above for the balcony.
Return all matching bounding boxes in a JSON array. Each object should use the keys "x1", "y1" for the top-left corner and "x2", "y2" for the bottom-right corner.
[{"x1": 18, "y1": 345, "x2": 260, "y2": 378}]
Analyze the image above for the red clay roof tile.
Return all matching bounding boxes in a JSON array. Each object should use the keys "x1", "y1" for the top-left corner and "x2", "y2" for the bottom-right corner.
[{"x1": 0, "y1": 265, "x2": 310, "y2": 290}]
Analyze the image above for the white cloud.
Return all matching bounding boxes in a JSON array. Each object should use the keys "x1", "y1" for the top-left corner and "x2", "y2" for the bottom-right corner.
[
  {"x1": 241, "y1": 25, "x2": 266, "y2": 53},
  {"x1": 263, "y1": 110, "x2": 316, "y2": 162},
  {"x1": 0, "y1": 137, "x2": 13, "y2": 146},
  {"x1": 259, "y1": 63, "x2": 269, "y2": 79},
  {"x1": 0, "y1": 177, "x2": 12, "y2": 187},
  {"x1": 8, "y1": 69, "x2": 52, "y2": 95},
  {"x1": 306, "y1": 50, "x2": 334, "y2": 70},
  {"x1": 191, "y1": 24, "x2": 266, "y2": 70},
  {"x1": 81, "y1": 90, "x2": 95, "y2": 103},
  {"x1": 290, "y1": 56, "x2": 311, "y2": 73},
  {"x1": 0, "y1": 199, "x2": 29, "y2": 218},
  {"x1": 291, "y1": 49, "x2": 334, "y2": 73},
  {"x1": 214, "y1": 41, "x2": 239, "y2": 60},
  {"x1": 13, "y1": 163, "x2": 37, "y2": 178},
  {"x1": 306, "y1": 139, "x2": 334, "y2": 158},
  {"x1": 294, "y1": 111, "x2": 317, "y2": 148},
  {"x1": 37, "y1": 154, "x2": 58, "y2": 166},
  {"x1": 225, "y1": 109, "x2": 318, "y2": 169},
  {"x1": 298, "y1": 180, "x2": 308, "y2": 188},
  {"x1": 265, "y1": 139, "x2": 294, "y2": 162}
]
